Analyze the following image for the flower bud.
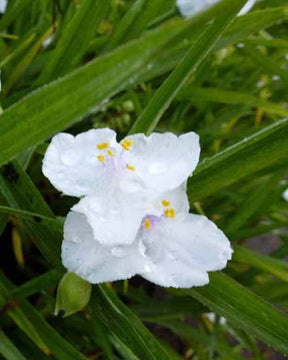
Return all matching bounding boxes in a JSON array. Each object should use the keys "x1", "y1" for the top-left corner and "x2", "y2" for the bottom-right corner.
[{"x1": 55, "y1": 272, "x2": 91, "y2": 317}]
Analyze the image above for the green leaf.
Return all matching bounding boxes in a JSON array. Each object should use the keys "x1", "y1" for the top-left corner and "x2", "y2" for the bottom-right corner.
[
  {"x1": 0, "y1": 0, "x2": 33, "y2": 31},
  {"x1": 178, "y1": 86, "x2": 288, "y2": 117},
  {"x1": 38, "y1": 0, "x2": 111, "y2": 83},
  {"x1": 0, "y1": 6, "x2": 286, "y2": 166},
  {"x1": 0, "y1": 161, "x2": 63, "y2": 269},
  {"x1": 0, "y1": 278, "x2": 51, "y2": 356},
  {"x1": 183, "y1": 272, "x2": 288, "y2": 354},
  {"x1": 188, "y1": 118, "x2": 288, "y2": 202},
  {"x1": 233, "y1": 246, "x2": 288, "y2": 282},
  {"x1": 0, "y1": 331, "x2": 27, "y2": 360},
  {"x1": 224, "y1": 172, "x2": 284, "y2": 238},
  {"x1": 0, "y1": 274, "x2": 88, "y2": 360},
  {"x1": 129, "y1": 0, "x2": 248, "y2": 135},
  {"x1": 12, "y1": 270, "x2": 61, "y2": 299},
  {"x1": 90, "y1": 284, "x2": 173, "y2": 360}
]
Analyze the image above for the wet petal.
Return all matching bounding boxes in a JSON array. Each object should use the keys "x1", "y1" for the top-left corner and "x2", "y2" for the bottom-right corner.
[
  {"x1": 125, "y1": 132, "x2": 200, "y2": 192},
  {"x1": 62, "y1": 212, "x2": 152, "y2": 284},
  {"x1": 140, "y1": 213, "x2": 232, "y2": 288},
  {"x1": 43, "y1": 129, "x2": 118, "y2": 197}
]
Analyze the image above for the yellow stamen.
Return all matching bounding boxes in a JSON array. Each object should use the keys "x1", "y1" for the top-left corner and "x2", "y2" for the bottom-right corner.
[
  {"x1": 97, "y1": 142, "x2": 109, "y2": 150},
  {"x1": 162, "y1": 199, "x2": 170, "y2": 207},
  {"x1": 97, "y1": 155, "x2": 106, "y2": 162},
  {"x1": 169, "y1": 208, "x2": 176, "y2": 218},
  {"x1": 124, "y1": 139, "x2": 133, "y2": 146},
  {"x1": 121, "y1": 139, "x2": 133, "y2": 151},
  {"x1": 144, "y1": 218, "x2": 151, "y2": 229},
  {"x1": 107, "y1": 149, "x2": 115, "y2": 157},
  {"x1": 126, "y1": 163, "x2": 136, "y2": 171},
  {"x1": 165, "y1": 208, "x2": 176, "y2": 218}
]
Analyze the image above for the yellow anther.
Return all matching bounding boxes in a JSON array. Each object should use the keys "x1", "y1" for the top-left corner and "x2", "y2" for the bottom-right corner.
[
  {"x1": 169, "y1": 208, "x2": 176, "y2": 218},
  {"x1": 97, "y1": 155, "x2": 106, "y2": 162},
  {"x1": 165, "y1": 208, "x2": 176, "y2": 219},
  {"x1": 124, "y1": 139, "x2": 133, "y2": 146},
  {"x1": 107, "y1": 149, "x2": 115, "y2": 157},
  {"x1": 97, "y1": 142, "x2": 109, "y2": 150},
  {"x1": 121, "y1": 139, "x2": 133, "y2": 151},
  {"x1": 144, "y1": 218, "x2": 151, "y2": 229},
  {"x1": 126, "y1": 163, "x2": 136, "y2": 171},
  {"x1": 162, "y1": 199, "x2": 170, "y2": 207}
]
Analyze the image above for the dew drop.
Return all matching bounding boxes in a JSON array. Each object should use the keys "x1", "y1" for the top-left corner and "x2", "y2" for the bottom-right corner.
[
  {"x1": 111, "y1": 247, "x2": 126, "y2": 257},
  {"x1": 144, "y1": 264, "x2": 151, "y2": 272},
  {"x1": 61, "y1": 149, "x2": 81, "y2": 166}
]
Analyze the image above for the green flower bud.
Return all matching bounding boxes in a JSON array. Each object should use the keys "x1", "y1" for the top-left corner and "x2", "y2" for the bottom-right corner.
[
  {"x1": 55, "y1": 272, "x2": 92, "y2": 317},
  {"x1": 122, "y1": 100, "x2": 134, "y2": 112}
]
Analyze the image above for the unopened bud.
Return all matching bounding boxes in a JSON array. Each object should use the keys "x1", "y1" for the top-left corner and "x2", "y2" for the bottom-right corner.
[{"x1": 55, "y1": 272, "x2": 91, "y2": 317}]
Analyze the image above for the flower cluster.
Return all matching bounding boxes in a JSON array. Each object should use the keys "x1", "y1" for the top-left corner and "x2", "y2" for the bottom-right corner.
[
  {"x1": 43, "y1": 129, "x2": 232, "y2": 288},
  {"x1": 176, "y1": 0, "x2": 256, "y2": 18}
]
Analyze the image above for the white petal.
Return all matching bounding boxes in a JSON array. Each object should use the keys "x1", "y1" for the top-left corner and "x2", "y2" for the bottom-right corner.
[
  {"x1": 176, "y1": 0, "x2": 215, "y2": 17},
  {"x1": 176, "y1": 0, "x2": 255, "y2": 18},
  {"x1": 42, "y1": 129, "x2": 118, "y2": 197},
  {"x1": 140, "y1": 213, "x2": 232, "y2": 288},
  {"x1": 148, "y1": 182, "x2": 190, "y2": 216},
  {"x1": 0, "y1": 0, "x2": 7, "y2": 13},
  {"x1": 62, "y1": 212, "x2": 152, "y2": 284},
  {"x1": 238, "y1": 0, "x2": 256, "y2": 15},
  {"x1": 283, "y1": 189, "x2": 288, "y2": 201},
  {"x1": 125, "y1": 132, "x2": 200, "y2": 192},
  {"x1": 72, "y1": 191, "x2": 160, "y2": 246}
]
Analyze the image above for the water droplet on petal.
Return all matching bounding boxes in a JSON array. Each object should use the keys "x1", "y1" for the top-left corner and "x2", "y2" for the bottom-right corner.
[
  {"x1": 61, "y1": 149, "x2": 81, "y2": 166},
  {"x1": 111, "y1": 247, "x2": 126, "y2": 257},
  {"x1": 143, "y1": 264, "x2": 152, "y2": 272},
  {"x1": 99, "y1": 216, "x2": 107, "y2": 223}
]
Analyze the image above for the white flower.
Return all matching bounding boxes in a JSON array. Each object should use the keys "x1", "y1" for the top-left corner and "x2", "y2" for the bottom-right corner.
[
  {"x1": 62, "y1": 193, "x2": 232, "y2": 287},
  {"x1": 283, "y1": 189, "x2": 288, "y2": 201},
  {"x1": 0, "y1": 0, "x2": 7, "y2": 13},
  {"x1": 43, "y1": 129, "x2": 232, "y2": 288},
  {"x1": 43, "y1": 129, "x2": 200, "y2": 245},
  {"x1": 176, "y1": 0, "x2": 256, "y2": 18},
  {"x1": 43, "y1": 129, "x2": 200, "y2": 196}
]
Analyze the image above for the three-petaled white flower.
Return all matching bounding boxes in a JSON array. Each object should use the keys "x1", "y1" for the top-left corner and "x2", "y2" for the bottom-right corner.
[
  {"x1": 176, "y1": 0, "x2": 256, "y2": 18},
  {"x1": 43, "y1": 129, "x2": 232, "y2": 288}
]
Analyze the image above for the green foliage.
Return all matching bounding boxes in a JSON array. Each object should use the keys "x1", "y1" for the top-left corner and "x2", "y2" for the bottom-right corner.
[{"x1": 0, "y1": 0, "x2": 288, "y2": 359}]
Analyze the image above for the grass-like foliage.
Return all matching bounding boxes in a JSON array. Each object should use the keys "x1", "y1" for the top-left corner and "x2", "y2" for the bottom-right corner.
[{"x1": 0, "y1": 0, "x2": 288, "y2": 359}]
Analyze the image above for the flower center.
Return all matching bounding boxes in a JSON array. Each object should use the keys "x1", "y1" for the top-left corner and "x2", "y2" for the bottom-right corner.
[
  {"x1": 96, "y1": 139, "x2": 136, "y2": 171},
  {"x1": 142, "y1": 199, "x2": 176, "y2": 232},
  {"x1": 162, "y1": 198, "x2": 176, "y2": 219}
]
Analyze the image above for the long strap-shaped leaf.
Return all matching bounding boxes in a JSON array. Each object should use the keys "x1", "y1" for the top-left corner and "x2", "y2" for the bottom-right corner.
[
  {"x1": 129, "y1": 0, "x2": 248, "y2": 135},
  {"x1": 0, "y1": 330, "x2": 27, "y2": 360},
  {"x1": 0, "y1": 6, "x2": 286, "y2": 166},
  {"x1": 0, "y1": 275, "x2": 88, "y2": 360},
  {"x1": 185, "y1": 272, "x2": 288, "y2": 354},
  {"x1": 38, "y1": 0, "x2": 111, "y2": 83},
  {"x1": 90, "y1": 285, "x2": 173, "y2": 360},
  {"x1": 187, "y1": 118, "x2": 288, "y2": 202}
]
